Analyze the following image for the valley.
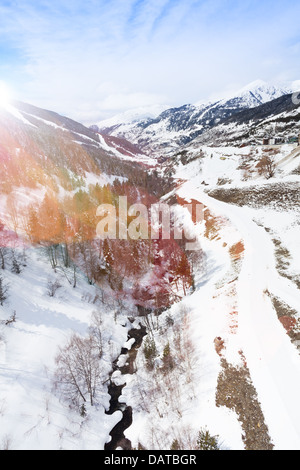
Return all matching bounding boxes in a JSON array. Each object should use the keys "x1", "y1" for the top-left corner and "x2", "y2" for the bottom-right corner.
[{"x1": 0, "y1": 82, "x2": 300, "y2": 450}]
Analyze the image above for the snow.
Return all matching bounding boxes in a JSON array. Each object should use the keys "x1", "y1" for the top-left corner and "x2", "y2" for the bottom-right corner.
[
  {"x1": 97, "y1": 134, "x2": 156, "y2": 166},
  {"x1": 161, "y1": 139, "x2": 300, "y2": 449},
  {"x1": 0, "y1": 247, "x2": 129, "y2": 450},
  {"x1": 97, "y1": 104, "x2": 170, "y2": 129},
  {"x1": 139, "y1": 291, "x2": 239, "y2": 449},
  {"x1": 179, "y1": 182, "x2": 300, "y2": 449},
  {"x1": 109, "y1": 141, "x2": 299, "y2": 450},
  {"x1": 212, "y1": 80, "x2": 291, "y2": 110},
  {"x1": 84, "y1": 171, "x2": 127, "y2": 187},
  {"x1": 4, "y1": 105, "x2": 37, "y2": 128},
  {"x1": 116, "y1": 197, "x2": 245, "y2": 450},
  {"x1": 21, "y1": 111, "x2": 67, "y2": 131},
  {"x1": 104, "y1": 80, "x2": 291, "y2": 157},
  {"x1": 174, "y1": 143, "x2": 300, "y2": 189},
  {"x1": 1, "y1": 91, "x2": 300, "y2": 450}
]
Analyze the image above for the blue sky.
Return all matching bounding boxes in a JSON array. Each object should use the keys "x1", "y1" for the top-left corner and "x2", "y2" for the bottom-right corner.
[{"x1": 0, "y1": 0, "x2": 299, "y2": 123}]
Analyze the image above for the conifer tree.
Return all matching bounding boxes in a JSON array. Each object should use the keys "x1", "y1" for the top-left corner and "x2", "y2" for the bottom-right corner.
[{"x1": 0, "y1": 276, "x2": 8, "y2": 306}]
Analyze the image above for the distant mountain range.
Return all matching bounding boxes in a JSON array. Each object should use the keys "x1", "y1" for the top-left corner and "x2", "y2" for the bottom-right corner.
[
  {"x1": 96, "y1": 80, "x2": 294, "y2": 155},
  {"x1": 185, "y1": 90, "x2": 300, "y2": 149},
  {"x1": 1, "y1": 80, "x2": 299, "y2": 180}
]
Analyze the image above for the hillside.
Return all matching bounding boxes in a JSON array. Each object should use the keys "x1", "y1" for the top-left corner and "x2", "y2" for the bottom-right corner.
[
  {"x1": 0, "y1": 99, "x2": 194, "y2": 450},
  {"x1": 186, "y1": 92, "x2": 300, "y2": 147},
  {"x1": 98, "y1": 81, "x2": 291, "y2": 156}
]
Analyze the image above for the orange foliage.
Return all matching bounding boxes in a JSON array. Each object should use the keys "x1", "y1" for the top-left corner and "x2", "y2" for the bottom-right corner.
[
  {"x1": 279, "y1": 316, "x2": 297, "y2": 334},
  {"x1": 229, "y1": 241, "x2": 245, "y2": 261}
]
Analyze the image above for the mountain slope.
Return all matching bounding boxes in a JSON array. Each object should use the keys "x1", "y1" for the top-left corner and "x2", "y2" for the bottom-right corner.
[
  {"x1": 98, "y1": 81, "x2": 290, "y2": 156},
  {"x1": 183, "y1": 91, "x2": 300, "y2": 148},
  {"x1": 1, "y1": 100, "x2": 154, "y2": 176},
  {"x1": 1, "y1": 90, "x2": 300, "y2": 451},
  {"x1": 0, "y1": 99, "x2": 182, "y2": 450},
  {"x1": 0, "y1": 246, "x2": 126, "y2": 450}
]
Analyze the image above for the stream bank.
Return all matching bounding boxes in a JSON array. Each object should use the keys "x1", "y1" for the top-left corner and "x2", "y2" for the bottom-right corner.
[{"x1": 105, "y1": 321, "x2": 147, "y2": 450}]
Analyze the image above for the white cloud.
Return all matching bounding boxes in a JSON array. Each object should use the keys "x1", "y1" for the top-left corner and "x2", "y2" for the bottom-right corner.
[
  {"x1": 97, "y1": 91, "x2": 168, "y2": 112},
  {"x1": 0, "y1": 0, "x2": 300, "y2": 123},
  {"x1": 291, "y1": 80, "x2": 300, "y2": 92}
]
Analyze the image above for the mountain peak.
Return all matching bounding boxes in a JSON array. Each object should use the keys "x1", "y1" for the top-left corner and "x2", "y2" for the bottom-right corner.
[
  {"x1": 97, "y1": 104, "x2": 170, "y2": 129},
  {"x1": 96, "y1": 79, "x2": 292, "y2": 156},
  {"x1": 238, "y1": 79, "x2": 267, "y2": 92},
  {"x1": 218, "y1": 80, "x2": 290, "y2": 109}
]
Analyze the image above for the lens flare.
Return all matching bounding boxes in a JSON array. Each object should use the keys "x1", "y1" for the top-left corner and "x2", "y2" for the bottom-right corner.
[{"x1": 0, "y1": 81, "x2": 12, "y2": 108}]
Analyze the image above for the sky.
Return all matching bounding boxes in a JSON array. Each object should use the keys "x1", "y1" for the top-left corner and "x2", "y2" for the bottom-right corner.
[{"x1": 0, "y1": 0, "x2": 300, "y2": 124}]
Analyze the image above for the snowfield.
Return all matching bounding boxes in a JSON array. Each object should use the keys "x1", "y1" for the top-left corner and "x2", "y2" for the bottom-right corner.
[{"x1": 0, "y1": 247, "x2": 129, "y2": 450}]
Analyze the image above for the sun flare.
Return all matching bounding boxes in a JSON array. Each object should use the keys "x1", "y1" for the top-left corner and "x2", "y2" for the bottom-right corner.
[{"x1": 0, "y1": 81, "x2": 12, "y2": 108}]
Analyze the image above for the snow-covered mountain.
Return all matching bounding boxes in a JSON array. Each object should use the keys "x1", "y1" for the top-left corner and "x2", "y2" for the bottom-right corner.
[
  {"x1": 94, "y1": 104, "x2": 170, "y2": 141},
  {"x1": 213, "y1": 80, "x2": 290, "y2": 109},
  {"x1": 1, "y1": 89, "x2": 300, "y2": 451},
  {"x1": 98, "y1": 81, "x2": 291, "y2": 156},
  {"x1": 182, "y1": 90, "x2": 300, "y2": 149},
  {"x1": 0, "y1": 100, "x2": 154, "y2": 170},
  {"x1": 96, "y1": 104, "x2": 170, "y2": 129},
  {"x1": 0, "y1": 98, "x2": 178, "y2": 450}
]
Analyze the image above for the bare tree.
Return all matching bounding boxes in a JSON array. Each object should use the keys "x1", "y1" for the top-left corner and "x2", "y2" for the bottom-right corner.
[
  {"x1": 257, "y1": 155, "x2": 276, "y2": 179},
  {"x1": 1, "y1": 434, "x2": 13, "y2": 450},
  {"x1": 6, "y1": 193, "x2": 20, "y2": 233},
  {"x1": 0, "y1": 276, "x2": 9, "y2": 306},
  {"x1": 0, "y1": 222, "x2": 7, "y2": 270},
  {"x1": 54, "y1": 333, "x2": 102, "y2": 407},
  {"x1": 1, "y1": 311, "x2": 17, "y2": 326},
  {"x1": 88, "y1": 311, "x2": 104, "y2": 359},
  {"x1": 0, "y1": 248, "x2": 6, "y2": 270},
  {"x1": 11, "y1": 254, "x2": 21, "y2": 275},
  {"x1": 47, "y1": 245, "x2": 59, "y2": 271},
  {"x1": 47, "y1": 279, "x2": 62, "y2": 297}
]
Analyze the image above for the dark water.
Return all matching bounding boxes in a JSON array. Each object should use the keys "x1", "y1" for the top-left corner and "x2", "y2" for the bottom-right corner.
[{"x1": 105, "y1": 323, "x2": 147, "y2": 450}]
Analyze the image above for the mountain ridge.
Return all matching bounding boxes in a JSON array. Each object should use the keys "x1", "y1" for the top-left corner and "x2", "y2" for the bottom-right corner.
[{"x1": 97, "y1": 80, "x2": 291, "y2": 156}]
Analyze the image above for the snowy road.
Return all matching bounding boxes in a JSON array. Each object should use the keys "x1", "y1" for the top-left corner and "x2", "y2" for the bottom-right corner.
[{"x1": 179, "y1": 181, "x2": 300, "y2": 450}]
